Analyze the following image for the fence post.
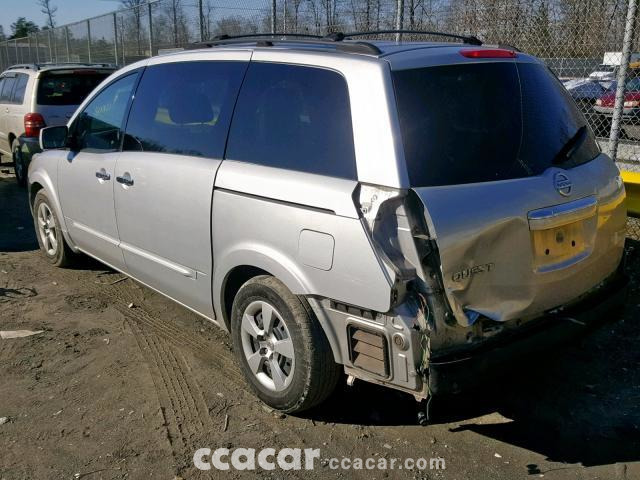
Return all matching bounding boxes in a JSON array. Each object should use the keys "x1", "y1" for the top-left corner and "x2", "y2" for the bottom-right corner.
[
  {"x1": 148, "y1": 2, "x2": 154, "y2": 57},
  {"x1": 35, "y1": 34, "x2": 40, "y2": 63},
  {"x1": 395, "y1": 0, "x2": 404, "y2": 41},
  {"x1": 609, "y1": 0, "x2": 638, "y2": 161},
  {"x1": 283, "y1": 0, "x2": 287, "y2": 32},
  {"x1": 199, "y1": 0, "x2": 205, "y2": 42},
  {"x1": 65, "y1": 27, "x2": 70, "y2": 62},
  {"x1": 14, "y1": 40, "x2": 19, "y2": 64},
  {"x1": 28, "y1": 36, "x2": 32, "y2": 63},
  {"x1": 112, "y1": 13, "x2": 119, "y2": 66},
  {"x1": 87, "y1": 20, "x2": 92, "y2": 62},
  {"x1": 271, "y1": 0, "x2": 277, "y2": 34},
  {"x1": 48, "y1": 30, "x2": 52, "y2": 61}
]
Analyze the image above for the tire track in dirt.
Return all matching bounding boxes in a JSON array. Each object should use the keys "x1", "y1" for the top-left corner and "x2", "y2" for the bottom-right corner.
[
  {"x1": 30, "y1": 259, "x2": 366, "y2": 478},
  {"x1": 0, "y1": 340, "x2": 17, "y2": 363},
  {"x1": 48, "y1": 264, "x2": 243, "y2": 381},
  {"x1": 128, "y1": 319, "x2": 215, "y2": 456}
]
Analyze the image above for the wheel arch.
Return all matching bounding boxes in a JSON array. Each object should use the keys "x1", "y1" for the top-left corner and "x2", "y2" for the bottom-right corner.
[
  {"x1": 215, "y1": 252, "x2": 342, "y2": 365},
  {"x1": 28, "y1": 170, "x2": 77, "y2": 251}
]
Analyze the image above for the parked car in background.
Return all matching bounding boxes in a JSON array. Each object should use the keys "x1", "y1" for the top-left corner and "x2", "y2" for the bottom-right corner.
[
  {"x1": 564, "y1": 78, "x2": 616, "y2": 137},
  {"x1": 0, "y1": 63, "x2": 116, "y2": 186},
  {"x1": 29, "y1": 34, "x2": 627, "y2": 417},
  {"x1": 594, "y1": 61, "x2": 640, "y2": 140}
]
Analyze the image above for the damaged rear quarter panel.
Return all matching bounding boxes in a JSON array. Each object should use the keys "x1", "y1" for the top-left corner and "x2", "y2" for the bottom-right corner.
[{"x1": 412, "y1": 155, "x2": 626, "y2": 326}]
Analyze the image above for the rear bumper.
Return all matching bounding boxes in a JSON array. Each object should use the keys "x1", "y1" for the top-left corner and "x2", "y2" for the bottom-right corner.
[{"x1": 428, "y1": 265, "x2": 628, "y2": 396}]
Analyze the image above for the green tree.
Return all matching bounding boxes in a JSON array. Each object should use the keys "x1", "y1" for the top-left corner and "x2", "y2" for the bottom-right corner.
[{"x1": 10, "y1": 17, "x2": 39, "y2": 39}]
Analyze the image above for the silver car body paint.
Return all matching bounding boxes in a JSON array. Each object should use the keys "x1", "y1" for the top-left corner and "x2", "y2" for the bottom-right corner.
[
  {"x1": 414, "y1": 156, "x2": 626, "y2": 327},
  {"x1": 28, "y1": 42, "x2": 628, "y2": 399}
]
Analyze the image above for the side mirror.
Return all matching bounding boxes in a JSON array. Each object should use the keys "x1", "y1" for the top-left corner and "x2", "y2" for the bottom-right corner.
[{"x1": 40, "y1": 126, "x2": 69, "y2": 150}]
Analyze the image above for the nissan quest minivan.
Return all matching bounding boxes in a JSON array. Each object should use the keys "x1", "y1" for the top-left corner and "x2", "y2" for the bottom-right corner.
[{"x1": 28, "y1": 32, "x2": 628, "y2": 418}]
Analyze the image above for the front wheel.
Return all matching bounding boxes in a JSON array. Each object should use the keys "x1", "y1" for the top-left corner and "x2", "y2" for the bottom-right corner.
[
  {"x1": 231, "y1": 275, "x2": 341, "y2": 413},
  {"x1": 12, "y1": 140, "x2": 26, "y2": 187},
  {"x1": 33, "y1": 190, "x2": 75, "y2": 267}
]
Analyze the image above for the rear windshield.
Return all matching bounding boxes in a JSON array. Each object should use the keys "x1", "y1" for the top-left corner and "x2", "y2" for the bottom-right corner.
[
  {"x1": 392, "y1": 61, "x2": 600, "y2": 187},
  {"x1": 37, "y1": 72, "x2": 110, "y2": 106}
]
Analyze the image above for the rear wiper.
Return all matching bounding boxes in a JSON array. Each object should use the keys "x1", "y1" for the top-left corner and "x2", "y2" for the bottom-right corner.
[{"x1": 552, "y1": 125, "x2": 588, "y2": 165}]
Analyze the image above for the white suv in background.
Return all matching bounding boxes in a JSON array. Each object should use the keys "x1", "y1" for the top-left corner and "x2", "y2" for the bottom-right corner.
[{"x1": 0, "y1": 63, "x2": 115, "y2": 185}]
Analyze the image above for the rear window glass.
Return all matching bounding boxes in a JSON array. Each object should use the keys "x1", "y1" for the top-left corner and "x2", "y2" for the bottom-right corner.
[
  {"x1": 37, "y1": 72, "x2": 110, "y2": 106},
  {"x1": 392, "y1": 61, "x2": 600, "y2": 187}
]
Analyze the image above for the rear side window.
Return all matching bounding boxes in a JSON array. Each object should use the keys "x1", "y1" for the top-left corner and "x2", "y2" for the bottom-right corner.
[
  {"x1": 123, "y1": 61, "x2": 246, "y2": 159},
  {"x1": 11, "y1": 74, "x2": 28, "y2": 104},
  {"x1": 226, "y1": 62, "x2": 356, "y2": 180},
  {"x1": 0, "y1": 76, "x2": 16, "y2": 103},
  {"x1": 37, "y1": 71, "x2": 110, "y2": 106},
  {"x1": 393, "y1": 61, "x2": 600, "y2": 187}
]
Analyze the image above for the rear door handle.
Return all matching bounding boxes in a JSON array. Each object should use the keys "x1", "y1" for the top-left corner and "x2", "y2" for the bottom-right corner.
[
  {"x1": 95, "y1": 170, "x2": 111, "y2": 181},
  {"x1": 116, "y1": 175, "x2": 134, "y2": 186}
]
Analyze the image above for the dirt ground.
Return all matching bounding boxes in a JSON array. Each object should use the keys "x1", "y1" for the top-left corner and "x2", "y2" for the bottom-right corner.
[{"x1": 1, "y1": 165, "x2": 639, "y2": 480}]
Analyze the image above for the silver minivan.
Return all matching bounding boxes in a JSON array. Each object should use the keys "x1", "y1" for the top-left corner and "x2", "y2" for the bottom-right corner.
[{"x1": 28, "y1": 33, "x2": 628, "y2": 418}]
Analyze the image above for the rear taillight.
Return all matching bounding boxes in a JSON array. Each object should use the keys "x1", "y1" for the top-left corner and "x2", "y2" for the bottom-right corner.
[
  {"x1": 460, "y1": 48, "x2": 517, "y2": 58},
  {"x1": 24, "y1": 113, "x2": 46, "y2": 138}
]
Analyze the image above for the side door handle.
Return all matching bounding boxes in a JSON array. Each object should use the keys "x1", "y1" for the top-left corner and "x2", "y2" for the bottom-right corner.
[
  {"x1": 95, "y1": 170, "x2": 111, "y2": 181},
  {"x1": 116, "y1": 174, "x2": 134, "y2": 186}
]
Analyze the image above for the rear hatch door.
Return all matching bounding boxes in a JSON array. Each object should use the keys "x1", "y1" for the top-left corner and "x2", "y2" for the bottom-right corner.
[
  {"x1": 392, "y1": 57, "x2": 627, "y2": 326},
  {"x1": 36, "y1": 69, "x2": 113, "y2": 126}
]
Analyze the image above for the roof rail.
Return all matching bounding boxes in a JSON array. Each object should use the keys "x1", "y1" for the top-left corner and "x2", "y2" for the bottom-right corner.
[
  {"x1": 6, "y1": 62, "x2": 116, "y2": 72},
  {"x1": 7, "y1": 63, "x2": 39, "y2": 71},
  {"x1": 39, "y1": 62, "x2": 116, "y2": 68},
  {"x1": 189, "y1": 33, "x2": 382, "y2": 55},
  {"x1": 327, "y1": 30, "x2": 483, "y2": 46}
]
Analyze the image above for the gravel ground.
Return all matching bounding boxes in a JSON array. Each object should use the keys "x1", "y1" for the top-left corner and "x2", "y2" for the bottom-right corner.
[{"x1": 0, "y1": 165, "x2": 639, "y2": 480}]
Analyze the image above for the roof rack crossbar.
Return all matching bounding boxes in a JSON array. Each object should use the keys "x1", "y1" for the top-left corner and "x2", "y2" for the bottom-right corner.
[
  {"x1": 331, "y1": 30, "x2": 483, "y2": 46},
  {"x1": 189, "y1": 33, "x2": 382, "y2": 55}
]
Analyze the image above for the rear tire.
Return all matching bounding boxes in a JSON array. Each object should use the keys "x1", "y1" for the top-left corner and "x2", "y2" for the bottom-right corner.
[
  {"x1": 33, "y1": 190, "x2": 75, "y2": 267},
  {"x1": 231, "y1": 275, "x2": 341, "y2": 413},
  {"x1": 12, "y1": 140, "x2": 26, "y2": 187}
]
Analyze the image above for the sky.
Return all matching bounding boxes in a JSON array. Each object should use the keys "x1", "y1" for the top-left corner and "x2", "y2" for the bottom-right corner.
[{"x1": 2, "y1": 0, "x2": 119, "y2": 36}]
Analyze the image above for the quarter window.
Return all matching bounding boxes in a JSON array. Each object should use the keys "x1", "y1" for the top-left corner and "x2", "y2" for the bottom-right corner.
[
  {"x1": 72, "y1": 73, "x2": 138, "y2": 152},
  {"x1": 0, "y1": 75, "x2": 16, "y2": 103},
  {"x1": 123, "y1": 61, "x2": 247, "y2": 159},
  {"x1": 225, "y1": 62, "x2": 357, "y2": 180},
  {"x1": 11, "y1": 74, "x2": 28, "y2": 104}
]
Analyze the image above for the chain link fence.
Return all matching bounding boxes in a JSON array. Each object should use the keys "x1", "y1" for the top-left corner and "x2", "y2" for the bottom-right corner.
[{"x1": 1, "y1": 0, "x2": 640, "y2": 236}]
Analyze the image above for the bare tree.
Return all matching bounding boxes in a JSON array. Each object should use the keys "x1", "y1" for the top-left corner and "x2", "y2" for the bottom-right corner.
[
  {"x1": 165, "y1": 0, "x2": 183, "y2": 45},
  {"x1": 121, "y1": 0, "x2": 146, "y2": 55},
  {"x1": 37, "y1": 0, "x2": 58, "y2": 29}
]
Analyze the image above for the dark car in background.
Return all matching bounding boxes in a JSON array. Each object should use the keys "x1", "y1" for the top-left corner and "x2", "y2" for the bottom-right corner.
[
  {"x1": 594, "y1": 62, "x2": 640, "y2": 140},
  {"x1": 564, "y1": 78, "x2": 616, "y2": 137}
]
